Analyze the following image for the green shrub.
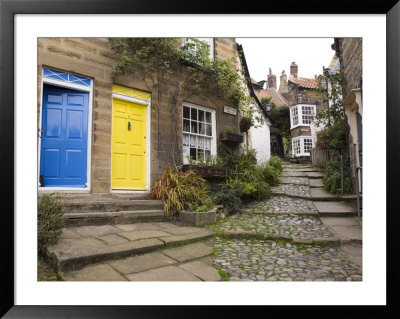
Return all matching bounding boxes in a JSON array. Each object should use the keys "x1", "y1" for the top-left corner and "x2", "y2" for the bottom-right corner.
[
  {"x1": 149, "y1": 165, "x2": 208, "y2": 215},
  {"x1": 323, "y1": 160, "x2": 353, "y2": 195},
  {"x1": 261, "y1": 164, "x2": 280, "y2": 186},
  {"x1": 268, "y1": 155, "x2": 283, "y2": 173},
  {"x1": 187, "y1": 196, "x2": 215, "y2": 212},
  {"x1": 228, "y1": 179, "x2": 271, "y2": 201},
  {"x1": 214, "y1": 183, "x2": 244, "y2": 214},
  {"x1": 38, "y1": 194, "x2": 65, "y2": 255}
]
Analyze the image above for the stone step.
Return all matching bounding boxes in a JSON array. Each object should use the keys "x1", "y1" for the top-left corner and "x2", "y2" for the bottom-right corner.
[
  {"x1": 309, "y1": 188, "x2": 341, "y2": 201},
  {"x1": 61, "y1": 199, "x2": 164, "y2": 214},
  {"x1": 47, "y1": 223, "x2": 214, "y2": 271},
  {"x1": 64, "y1": 210, "x2": 167, "y2": 226},
  {"x1": 309, "y1": 179, "x2": 324, "y2": 188},
  {"x1": 61, "y1": 242, "x2": 220, "y2": 281},
  {"x1": 305, "y1": 172, "x2": 324, "y2": 179},
  {"x1": 39, "y1": 192, "x2": 149, "y2": 201},
  {"x1": 313, "y1": 201, "x2": 357, "y2": 217}
]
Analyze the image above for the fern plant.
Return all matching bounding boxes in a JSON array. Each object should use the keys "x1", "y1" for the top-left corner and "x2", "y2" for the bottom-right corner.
[{"x1": 149, "y1": 165, "x2": 208, "y2": 215}]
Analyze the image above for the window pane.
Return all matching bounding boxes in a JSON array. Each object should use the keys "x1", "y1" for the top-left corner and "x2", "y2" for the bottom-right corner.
[
  {"x1": 183, "y1": 106, "x2": 190, "y2": 119},
  {"x1": 191, "y1": 121, "x2": 198, "y2": 133},
  {"x1": 198, "y1": 136, "x2": 205, "y2": 149},
  {"x1": 198, "y1": 150, "x2": 204, "y2": 162},
  {"x1": 183, "y1": 119, "x2": 190, "y2": 132},
  {"x1": 205, "y1": 138, "x2": 211, "y2": 150},
  {"x1": 183, "y1": 134, "x2": 189, "y2": 146},
  {"x1": 190, "y1": 148, "x2": 197, "y2": 160},
  {"x1": 205, "y1": 150, "x2": 211, "y2": 160},
  {"x1": 206, "y1": 124, "x2": 212, "y2": 136},
  {"x1": 190, "y1": 135, "x2": 197, "y2": 147},
  {"x1": 191, "y1": 108, "x2": 197, "y2": 120},
  {"x1": 198, "y1": 110, "x2": 205, "y2": 122},
  {"x1": 183, "y1": 146, "x2": 190, "y2": 164},
  {"x1": 199, "y1": 122, "x2": 205, "y2": 135},
  {"x1": 206, "y1": 112, "x2": 211, "y2": 123}
]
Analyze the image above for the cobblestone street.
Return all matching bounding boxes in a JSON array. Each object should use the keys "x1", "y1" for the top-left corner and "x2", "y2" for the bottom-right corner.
[{"x1": 209, "y1": 163, "x2": 362, "y2": 281}]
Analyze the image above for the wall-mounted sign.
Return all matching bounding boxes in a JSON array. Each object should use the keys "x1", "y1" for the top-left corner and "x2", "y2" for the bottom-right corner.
[{"x1": 224, "y1": 106, "x2": 237, "y2": 115}]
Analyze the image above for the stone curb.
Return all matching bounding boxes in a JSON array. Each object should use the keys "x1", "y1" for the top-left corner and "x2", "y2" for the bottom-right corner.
[
  {"x1": 271, "y1": 192, "x2": 341, "y2": 202},
  {"x1": 219, "y1": 230, "x2": 341, "y2": 246}
]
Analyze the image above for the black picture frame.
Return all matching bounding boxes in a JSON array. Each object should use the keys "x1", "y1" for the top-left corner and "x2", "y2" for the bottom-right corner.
[{"x1": 1, "y1": 0, "x2": 399, "y2": 317}]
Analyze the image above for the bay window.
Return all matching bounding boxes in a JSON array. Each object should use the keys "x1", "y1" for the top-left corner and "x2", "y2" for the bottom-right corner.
[
  {"x1": 292, "y1": 136, "x2": 313, "y2": 157},
  {"x1": 290, "y1": 104, "x2": 316, "y2": 128}
]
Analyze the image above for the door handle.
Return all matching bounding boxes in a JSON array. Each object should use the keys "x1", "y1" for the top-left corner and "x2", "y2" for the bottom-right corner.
[{"x1": 128, "y1": 122, "x2": 131, "y2": 131}]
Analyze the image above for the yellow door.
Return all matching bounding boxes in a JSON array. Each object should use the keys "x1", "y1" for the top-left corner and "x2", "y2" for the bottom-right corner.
[{"x1": 112, "y1": 98, "x2": 147, "y2": 190}]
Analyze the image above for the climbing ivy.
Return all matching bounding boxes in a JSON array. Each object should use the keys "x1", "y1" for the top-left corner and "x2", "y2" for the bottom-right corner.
[{"x1": 109, "y1": 38, "x2": 257, "y2": 166}]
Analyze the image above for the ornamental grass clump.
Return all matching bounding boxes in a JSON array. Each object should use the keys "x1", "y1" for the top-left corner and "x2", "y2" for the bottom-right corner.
[
  {"x1": 38, "y1": 194, "x2": 65, "y2": 255},
  {"x1": 149, "y1": 165, "x2": 208, "y2": 215},
  {"x1": 268, "y1": 155, "x2": 283, "y2": 174}
]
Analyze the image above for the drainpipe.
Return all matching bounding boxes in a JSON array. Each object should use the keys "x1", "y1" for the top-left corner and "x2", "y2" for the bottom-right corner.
[{"x1": 323, "y1": 66, "x2": 330, "y2": 126}]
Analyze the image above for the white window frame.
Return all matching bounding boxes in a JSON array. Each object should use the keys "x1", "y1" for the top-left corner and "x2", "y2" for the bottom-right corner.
[
  {"x1": 292, "y1": 136, "x2": 314, "y2": 157},
  {"x1": 181, "y1": 38, "x2": 214, "y2": 60},
  {"x1": 290, "y1": 104, "x2": 316, "y2": 129},
  {"x1": 182, "y1": 102, "x2": 217, "y2": 164},
  {"x1": 38, "y1": 67, "x2": 93, "y2": 192}
]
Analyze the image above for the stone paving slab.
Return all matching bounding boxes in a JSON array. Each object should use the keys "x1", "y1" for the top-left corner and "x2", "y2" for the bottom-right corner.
[
  {"x1": 310, "y1": 188, "x2": 338, "y2": 200},
  {"x1": 114, "y1": 223, "x2": 163, "y2": 232},
  {"x1": 59, "y1": 228, "x2": 82, "y2": 239},
  {"x1": 50, "y1": 238, "x2": 165, "y2": 271},
  {"x1": 341, "y1": 243, "x2": 362, "y2": 267},
  {"x1": 321, "y1": 217, "x2": 362, "y2": 242},
  {"x1": 162, "y1": 242, "x2": 213, "y2": 262},
  {"x1": 179, "y1": 261, "x2": 221, "y2": 281},
  {"x1": 160, "y1": 229, "x2": 214, "y2": 246},
  {"x1": 279, "y1": 177, "x2": 309, "y2": 185},
  {"x1": 117, "y1": 230, "x2": 171, "y2": 241},
  {"x1": 162, "y1": 226, "x2": 205, "y2": 236},
  {"x1": 309, "y1": 179, "x2": 324, "y2": 188},
  {"x1": 126, "y1": 265, "x2": 201, "y2": 281},
  {"x1": 314, "y1": 201, "x2": 356, "y2": 216},
  {"x1": 62, "y1": 263, "x2": 127, "y2": 281},
  {"x1": 98, "y1": 234, "x2": 129, "y2": 245},
  {"x1": 109, "y1": 251, "x2": 176, "y2": 275},
  {"x1": 73, "y1": 225, "x2": 121, "y2": 237}
]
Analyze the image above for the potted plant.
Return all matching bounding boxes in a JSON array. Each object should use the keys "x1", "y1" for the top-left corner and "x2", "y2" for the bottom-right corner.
[
  {"x1": 239, "y1": 117, "x2": 252, "y2": 132},
  {"x1": 220, "y1": 124, "x2": 244, "y2": 144},
  {"x1": 182, "y1": 155, "x2": 227, "y2": 178},
  {"x1": 179, "y1": 198, "x2": 217, "y2": 226}
]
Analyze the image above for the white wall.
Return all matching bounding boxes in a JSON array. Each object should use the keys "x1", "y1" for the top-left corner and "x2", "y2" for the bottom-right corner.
[{"x1": 249, "y1": 113, "x2": 271, "y2": 165}]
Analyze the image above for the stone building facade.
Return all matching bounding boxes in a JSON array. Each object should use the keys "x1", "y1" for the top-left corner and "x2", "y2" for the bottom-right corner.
[
  {"x1": 37, "y1": 38, "x2": 243, "y2": 195},
  {"x1": 333, "y1": 37, "x2": 363, "y2": 192},
  {"x1": 286, "y1": 62, "x2": 327, "y2": 160}
]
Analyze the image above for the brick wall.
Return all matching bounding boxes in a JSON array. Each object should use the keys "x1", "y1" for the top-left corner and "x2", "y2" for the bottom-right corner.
[{"x1": 38, "y1": 38, "x2": 240, "y2": 193}]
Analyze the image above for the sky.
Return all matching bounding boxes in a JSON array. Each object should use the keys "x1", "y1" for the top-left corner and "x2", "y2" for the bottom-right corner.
[{"x1": 236, "y1": 38, "x2": 335, "y2": 89}]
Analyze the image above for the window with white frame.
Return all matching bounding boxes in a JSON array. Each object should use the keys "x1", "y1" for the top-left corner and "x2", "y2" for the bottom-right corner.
[
  {"x1": 183, "y1": 104, "x2": 215, "y2": 164},
  {"x1": 292, "y1": 139, "x2": 301, "y2": 155},
  {"x1": 181, "y1": 38, "x2": 214, "y2": 60},
  {"x1": 292, "y1": 136, "x2": 314, "y2": 156},
  {"x1": 291, "y1": 106, "x2": 299, "y2": 127},
  {"x1": 290, "y1": 104, "x2": 316, "y2": 128},
  {"x1": 301, "y1": 105, "x2": 315, "y2": 125}
]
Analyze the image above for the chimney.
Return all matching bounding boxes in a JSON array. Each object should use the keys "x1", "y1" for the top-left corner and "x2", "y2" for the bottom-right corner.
[
  {"x1": 278, "y1": 70, "x2": 288, "y2": 95},
  {"x1": 290, "y1": 62, "x2": 298, "y2": 78},
  {"x1": 267, "y1": 68, "x2": 277, "y2": 89}
]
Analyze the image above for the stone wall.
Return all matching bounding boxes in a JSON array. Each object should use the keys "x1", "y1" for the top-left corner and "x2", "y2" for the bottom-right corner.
[
  {"x1": 38, "y1": 37, "x2": 240, "y2": 194},
  {"x1": 338, "y1": 38, "x2": 362, "y2": 95}
]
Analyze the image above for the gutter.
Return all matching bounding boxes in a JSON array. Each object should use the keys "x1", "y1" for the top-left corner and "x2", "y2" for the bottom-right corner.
[{"x1": 236, "y1": 43, "x2": 274, "y2": 125}]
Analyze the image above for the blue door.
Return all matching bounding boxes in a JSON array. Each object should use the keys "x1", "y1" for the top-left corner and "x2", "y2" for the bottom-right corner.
[{"x1": 40, "y1": 86, "x2": 89, "y2": 187}]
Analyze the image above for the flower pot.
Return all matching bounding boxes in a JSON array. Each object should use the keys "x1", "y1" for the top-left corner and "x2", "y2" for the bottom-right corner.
[
  {"x1": 182, "y1": 165, "x2": 227, "y2": 178},
  {"x1": 220, "y1": 131, "x2": 244, "y2": 144},
  {"x1": 239, "y1": 117, "x2": 252, "y2": 132},
  {"x1": 179, "y1": 208, "x2": 217, "y2": 226}
]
